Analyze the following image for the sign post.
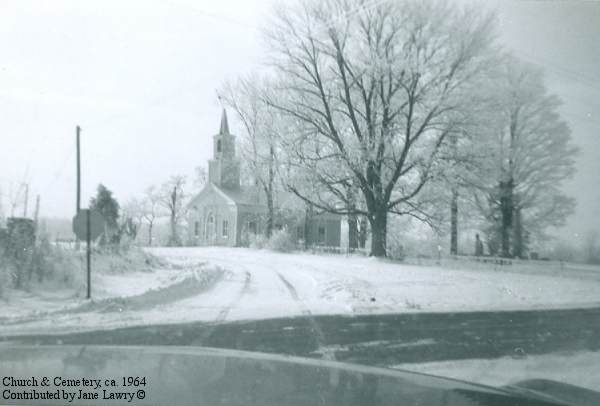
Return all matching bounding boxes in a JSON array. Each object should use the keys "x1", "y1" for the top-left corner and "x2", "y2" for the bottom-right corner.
[
  {"x1": 86, "y1": 210, "x2": 91, "y2": 298},
  {"x1": 73, "y1": 209, "x2": 104, "y2": 299}
]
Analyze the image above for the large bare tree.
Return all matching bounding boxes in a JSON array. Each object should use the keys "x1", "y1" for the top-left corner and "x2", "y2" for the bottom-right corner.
[
  {"x1": 264, "y1": 0, "x2": 498, "y2": 256},
  {"x1": 473, "y1": 57, "x2": 578, "y2": 257}
]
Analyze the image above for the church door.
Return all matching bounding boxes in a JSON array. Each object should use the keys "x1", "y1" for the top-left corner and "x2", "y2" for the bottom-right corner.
[{"x1": 206, "y1": 213, "x2": 216, "y2": 244}]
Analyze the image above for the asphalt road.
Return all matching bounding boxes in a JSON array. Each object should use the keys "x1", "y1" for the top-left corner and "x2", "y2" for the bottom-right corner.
[{"x1": 3, "y1": 307, "x2": 600, "y2": 367}]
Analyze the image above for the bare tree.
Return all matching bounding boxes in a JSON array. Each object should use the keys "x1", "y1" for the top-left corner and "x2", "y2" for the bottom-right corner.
[
  {"x1": 264, "y1": 0, "x2": 498, "y2": 256},
  {"x1": 142, "y1": 186, "x2": 162, "y2": 246},
  {"x1": 434, "y1": 94, "x2": 503, "y2": 255},
  {"x1": 158, "y1": 176, "x2": 187, "y2": 246},
  {"x1": 6, "y1": 182, "x2": 27, "y2": 218},
  {"x1": 121, "y1": 198, "x2": 146, "y2": 242},
  {"x1": 220, "y1": 76, "x2": 280, "y2": 237},
  {"x1": 472, "y1": 57, "x2": 578, "y2": 257}
]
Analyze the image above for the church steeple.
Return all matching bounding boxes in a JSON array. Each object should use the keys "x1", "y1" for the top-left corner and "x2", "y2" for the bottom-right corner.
[
  {"x1": 219, "y1": 108, "x2": 230, "y2": 135},
  {"x1": 208, "y1": 108, "x2": 240, "y2": 190}
]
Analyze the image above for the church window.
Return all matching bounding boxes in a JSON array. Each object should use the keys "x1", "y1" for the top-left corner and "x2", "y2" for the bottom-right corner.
[
  {"x1": 217, "y1": 139, "x2": 222, "y2": 153},
  {"x1": 194, "y1": 221, "x2": 200, "y2": 237},
  {"x1": 222, "y1": 220, "x2": 228, "y2": 238},
  {"x1": 206, "y1": 214, "x2": 215, "y2": 239}
]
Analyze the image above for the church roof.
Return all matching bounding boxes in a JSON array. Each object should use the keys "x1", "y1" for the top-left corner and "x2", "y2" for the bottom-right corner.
[
  {"x1": 189, "y1": 182, "x2": 341, "y2": 219},
  {"x1": 188, "y1": 183, "x2": 263, "y2": 209},
  {"x1": 219, "y1": 108, "x2": 230, "y2": 135},
  {"x1": 218, "y1": 185, "x2": 263, "y2": 206}
]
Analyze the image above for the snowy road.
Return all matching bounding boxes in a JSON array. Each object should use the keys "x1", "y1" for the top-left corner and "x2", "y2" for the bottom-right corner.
[
  {"x1": 149, "y1": 247, "x2": 600, "y2": 323},
  {"x1": 2, "y1": 246, "x2": 600, "y2": 335}
]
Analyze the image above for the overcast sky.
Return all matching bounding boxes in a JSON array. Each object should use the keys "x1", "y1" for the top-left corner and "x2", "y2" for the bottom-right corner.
[{"x1": 1, "y1": 0, "x2": 598, "y2": 242}]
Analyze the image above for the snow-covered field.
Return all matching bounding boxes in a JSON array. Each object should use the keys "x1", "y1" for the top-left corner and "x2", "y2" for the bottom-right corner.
[
  {"x1": 2, "y1": 246, "x2": 600, "y2": 334},
  {"x1": 394, "y1": 351, "x2": 600, "y2": 392}
]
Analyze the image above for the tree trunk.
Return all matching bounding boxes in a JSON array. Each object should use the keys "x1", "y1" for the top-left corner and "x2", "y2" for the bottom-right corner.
[
  {"x1": 369, "y1": 209, "x2": 387, "y2": 257},
  {"x1": 147, "y1": 222, "x2": 153, "y2": 246},
  {"x1": 450, "y1": 188, "x2": 458, "y2": 255},
  {"x1": 304, "y1": 205, "x2": 312, "y2": 250},
  {"x1": 346, "y1": 187, "x2": 358, "y2": 251},
  {"x1": 169, "y1": 212, "x2": 178, "y2": 246},
  {"x1": 265, "y1": 147, "x2": 275, "y2": 238},
  {"x1": 168, "y1": 187, "x2": 180, "y2": 246},
  {"x1": 266, "y1": 191, "x2": 274, "y2": 238},
  {"x1": 348, "y1": 214, "x2": 358, "y2": 251},
  {"x1": 358, "y1": 216, "x2": 368, "y2": 249},
  {"x1": 513, "y1": 207, "x2": 523, "y2": 258},
  {"x1": 499, "y1": 179, "x2": 513, "y2": 258}
]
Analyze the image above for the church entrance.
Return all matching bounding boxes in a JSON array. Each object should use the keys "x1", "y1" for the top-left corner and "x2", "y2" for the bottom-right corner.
[{"x1": 205, "y1": 213, "x2": 216, "y2": 244}]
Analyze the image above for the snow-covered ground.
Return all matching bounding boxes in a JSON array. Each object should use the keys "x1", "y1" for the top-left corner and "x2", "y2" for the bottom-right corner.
[
  {"x1": 2, "y1": 246, "x2": 600, "y2": 334},
  {"x1": 0, "y1": 254, "x2": 223, "y2": 333},
  {"x1": 393, "y1": 351, "x2": 600, "y2": 392}
]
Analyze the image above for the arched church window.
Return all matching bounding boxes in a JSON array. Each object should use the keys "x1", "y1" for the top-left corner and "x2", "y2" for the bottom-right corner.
[
  {"x1": 206, "y1": 213, "x2": 215, "y2": 239},
  {"x1": 217, "y1": 140, "x2": 222, "y2": 153}
]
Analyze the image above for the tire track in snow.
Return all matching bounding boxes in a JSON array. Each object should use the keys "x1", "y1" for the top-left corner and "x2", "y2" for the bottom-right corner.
[
  {"x1": 191, "y1": 270, "x2": 251, "y2": 346},
  {"x1": 215, "y1": 271, "x2": 252, "y2": 322},
  {"x1": 184, "y1": 254, "x2": 253, "y2": 323},
  {"x1": 276, "y1": 272, "x2": 335, "y2": 360},
  {"x1": 282, "y1": 261, "x2": 382, "y2": 309}
]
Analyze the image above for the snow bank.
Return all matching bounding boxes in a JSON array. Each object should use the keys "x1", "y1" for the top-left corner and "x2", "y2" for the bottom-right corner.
[{"x1": 0, "y1": 249, "x2": 219, "y2": 329}]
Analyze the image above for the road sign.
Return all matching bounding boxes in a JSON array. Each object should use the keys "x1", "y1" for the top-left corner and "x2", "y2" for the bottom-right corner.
[{"x1": 72, "y1": 209, "x2": 104, "y2": 241}]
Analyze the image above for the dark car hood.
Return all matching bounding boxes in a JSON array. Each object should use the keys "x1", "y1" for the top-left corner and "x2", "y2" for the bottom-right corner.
[
  {"x1": 503, "y1": 379, "x2": 600, "y2": 406},
  {"x1": 0, "y1": 345, "x2": 593, "y2": 405}
]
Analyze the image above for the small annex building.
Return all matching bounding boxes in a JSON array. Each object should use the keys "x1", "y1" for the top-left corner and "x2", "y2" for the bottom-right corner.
[{"x1": 187, "y1": 109, "x2": 341, "y2": 247}]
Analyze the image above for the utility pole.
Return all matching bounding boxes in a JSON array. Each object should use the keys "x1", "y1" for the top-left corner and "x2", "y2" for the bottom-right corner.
[
  {"x1": 86, "y1": 209, "x2": 91, "y2": 299},
  {"x1": 75, "y1": 125, "x2": 81, "y2": 251},
  {"x1": 73, "y1": 125, "x2": 93, "y2": 298},
  {"x1": 76, "y1": 125, "x2": 81, "y2": 213}
]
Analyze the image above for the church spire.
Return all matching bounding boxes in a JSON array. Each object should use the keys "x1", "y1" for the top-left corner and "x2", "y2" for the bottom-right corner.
[
  {"x1": 209, "y1": 107, "x2": 240, "y2": 189},
  {"x1": 219, "y1": 108, "x2": 230, "y2": 135}
]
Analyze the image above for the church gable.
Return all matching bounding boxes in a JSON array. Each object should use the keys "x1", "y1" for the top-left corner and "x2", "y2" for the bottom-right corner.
[
  {"x1": 188, "y1": 183, "x2": 238, "y2": 246},
  {"x1": 189, "y1": 183, "x2": 236, "y2": 209}
]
